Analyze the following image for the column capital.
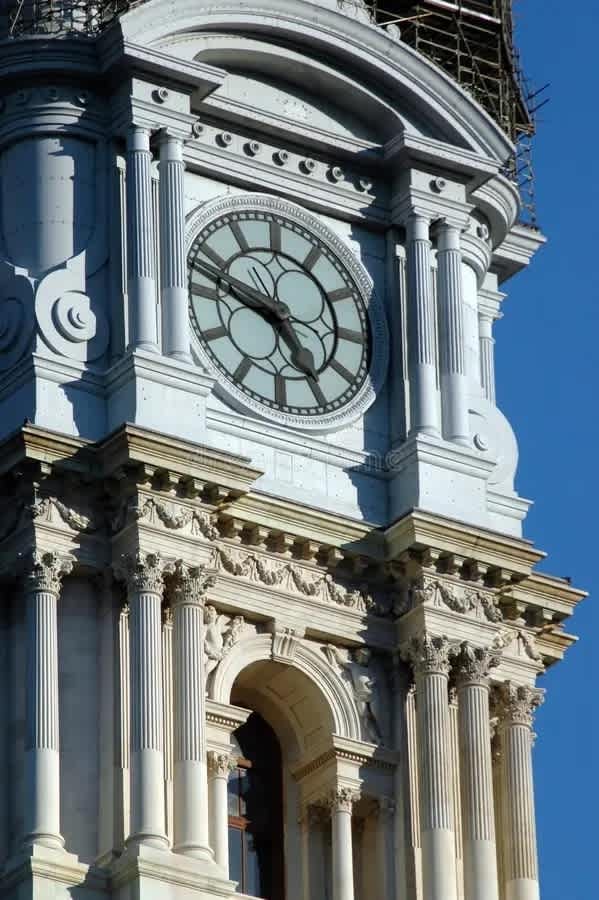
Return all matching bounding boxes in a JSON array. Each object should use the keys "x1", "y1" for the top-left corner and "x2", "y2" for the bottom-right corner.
[
  {"x1": 402, "y1": 632, "x2": 453, "y2": 678},
  {"x1": 207, "y1": 749, "x2": 236, "y2": 778},
  {"x1": 168, "y1": 559, "x2": 216, "y2": 607},
  {"x1": 328, "y1": 786, "x2": 359, "y2": 814},
  {"x1": 23, "y1": 550, "x2": 73, "y2": 595},
  {"x1": 452, "y1": 640, "x2": 501, "y2": 687},
  {"x1": 117, "y1": 550, "x2": 166, "y2": 595},
  {"x1": 495, "y1": 681, "x2": 544, "y2": 729}
]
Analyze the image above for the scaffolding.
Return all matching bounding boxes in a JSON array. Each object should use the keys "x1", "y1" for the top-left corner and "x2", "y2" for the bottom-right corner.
[
  {"x1": 2, "y1": 1, "x2": 541, "y2": 224},
  {"x1": 363, "y1": 1, "x2": 540, "y2": 225}
]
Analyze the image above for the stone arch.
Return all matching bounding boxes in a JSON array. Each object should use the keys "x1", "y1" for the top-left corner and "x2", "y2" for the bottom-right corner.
[
  {"x1": 210, "y1": 632, "x2": 362, "y2": 760},
  {"x1": 118, "y1": 0, "x2": 513, "y2": 162}
]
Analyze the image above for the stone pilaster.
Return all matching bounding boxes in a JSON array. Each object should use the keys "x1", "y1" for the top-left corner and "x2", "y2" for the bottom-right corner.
[
  {"x1": 207, "y1": 750, "x2": 235, "y2": 873},
  {"x1": 22, "y1": 552, "x2": 73, "y2": 850},
  {"x1": 329, "y1": 787, "x2": 358, "y2": 900},
  {"x1": 169, "y1": 560, "x2": 216, "y2": 859},
  {"x1": 406, "y1": 213, "x2": 440, "y2": 437},
  {"x1": 495, "y1": 683, "x2": 544, "y2": 900},
  {"x1": 478, "y1": 311, "x2": 496, "y2": 404},
  {"x1": 121, "y1": 551, "x2": 168, "y2": 848},
  {"x1": 126, "y1": 126, "x2": 158, "y2": 353},
  {"x1": 453, "y1": 642, "x2": 501, "y2": 900},
  {"x1": 404, "y1": 633, "x2": 457, "y2": 900},
  {"x1": 158, "y1": 131, "x2": 191, "y2": 362},
  {"x1": 437, "y1": 222, "x2": 469, "y2": 445}
]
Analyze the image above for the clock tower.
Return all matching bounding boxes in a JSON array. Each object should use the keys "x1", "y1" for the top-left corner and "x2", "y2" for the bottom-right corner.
[{"x1": 0, "y1": 3, "x2": 584, "y2": 900}]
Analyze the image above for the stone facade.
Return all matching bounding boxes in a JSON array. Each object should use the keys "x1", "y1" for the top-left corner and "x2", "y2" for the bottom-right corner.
[{"x1": 0, "y1": 2, "x2": 584, "y2": 900}]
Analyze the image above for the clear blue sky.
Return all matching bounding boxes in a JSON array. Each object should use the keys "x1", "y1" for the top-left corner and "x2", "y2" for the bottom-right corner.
[{"x1": 496, "y1": 3, "x2": 598, "y2": 896}]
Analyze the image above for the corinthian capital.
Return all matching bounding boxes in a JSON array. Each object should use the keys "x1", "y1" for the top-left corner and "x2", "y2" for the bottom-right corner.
[
  {"x1": 168, "y1": 558, "x2": 216, "y2": 608},
  {"x1": 118, "y1": 550, "x2": 166, "y2": 595},
  {"x1": 207, "y1": 750, "x2": 235, "y2": 778},
  {"x1": 23, "y1": 550, "x2": 73, "y2": 595},
  {"x1": 402, "y1": 631, "x2": 453, "y2": 677},
  {"x1": 452, "y1": 640, "x2": 501, "y2": 686},
  {"x1": 495, "y1": 681, "x2": 544, "y2": 729},
  {"x1": 328, "y1": 786, "x2": 359, "y2": 814}
]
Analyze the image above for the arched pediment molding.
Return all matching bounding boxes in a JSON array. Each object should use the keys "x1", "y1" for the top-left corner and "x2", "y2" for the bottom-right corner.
[
  {"x1": 117, "y1": 0, "x2": 513, "y2": 163},
  {"x1": 210, "y1": 632, "x2": 362, "y2": 743}
]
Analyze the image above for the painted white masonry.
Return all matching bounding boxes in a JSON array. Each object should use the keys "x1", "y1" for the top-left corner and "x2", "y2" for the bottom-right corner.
[{"x1": 0, "y1": 2, "x2": 583, "y2": 900}]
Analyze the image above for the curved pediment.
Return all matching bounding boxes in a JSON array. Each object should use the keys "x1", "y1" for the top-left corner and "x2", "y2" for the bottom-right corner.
[{"x1": 118, "y1": 0, "x2": 514, "y2": 163}]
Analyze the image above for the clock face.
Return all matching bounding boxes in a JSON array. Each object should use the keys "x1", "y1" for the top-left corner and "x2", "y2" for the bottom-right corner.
[{"x1": 188, "y1": 208, "x2": 371, "y2": 420}]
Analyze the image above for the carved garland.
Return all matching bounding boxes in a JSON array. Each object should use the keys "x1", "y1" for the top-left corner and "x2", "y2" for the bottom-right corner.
[{"x1": 212, "y1": 544, "x2": 384, "y2": 614}]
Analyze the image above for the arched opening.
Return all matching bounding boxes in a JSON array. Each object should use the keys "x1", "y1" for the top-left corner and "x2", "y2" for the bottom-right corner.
[{"x1": 228, "y1": 712, "x2": 285, "y2": 900}]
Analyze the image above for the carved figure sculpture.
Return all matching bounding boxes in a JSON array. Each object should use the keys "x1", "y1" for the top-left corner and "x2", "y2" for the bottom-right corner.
[
  {"x1": 324, "y1": 644, "x2": 384, "y2": 743},
  {"x1": 204, "y1": 605, "x2": 246, "y2": 684}
]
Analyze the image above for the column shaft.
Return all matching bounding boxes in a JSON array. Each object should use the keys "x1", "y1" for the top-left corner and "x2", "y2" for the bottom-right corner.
[
  {"x1": 127, "y1": 126, "x2": 158, "y2": 352},
  {"x1": 405, "y1": 634, "x2": 457, "y2": 900},
  {"x1": 330, "y1": 789, "x2": 356, "y2": 900},
  {"x1": 125, "y1": 553, "x2": 168, "y2": 847},
  {"x1": 171, "y1": 561, "x2": 214, "y2": 859},
  {"x1": 23, "y1": 552, "x2": 72, "y2": 850},
  {"x1": 406, "y1": 214, "x2": 440, "y2": 437},
  {"x1": 457, "y1": 678, "x2": 499, "y2": 900},
  {"x1": 478, "y1": 313, "x2": 496, "y2": 404},
  {"x1": 497, "y1": 684, "x2": 543, "y2": 900},
  {"x1": 208, "y1": 753, "x2": 232, "y2": 873},
  {"x1": 437, "y1": 223, "x2": 469, "y2": 445},
  {"x1": 159, "y1": 133, "x2": 191, "y2": 362}
]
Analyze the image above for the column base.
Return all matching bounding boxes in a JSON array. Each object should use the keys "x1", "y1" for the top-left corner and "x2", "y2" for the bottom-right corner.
[
  {"x1": 125, "y1": 831, "x2": 170, "y2": 851},
  {"x1": 506, "y1": 878, "x2": 540, "y2": 900},
  {"x1": 21, "y1": 832, "x2": 65, "y2": 852},
  {"x1": 111, "y1": 843, "x2": 235, "y2": 899},
  {"x1": 2, "y1": 844, "x2": 107, "y2": 900},
  {"x1": 173, "y1": 840, "x2": 215, "y2": 862}
]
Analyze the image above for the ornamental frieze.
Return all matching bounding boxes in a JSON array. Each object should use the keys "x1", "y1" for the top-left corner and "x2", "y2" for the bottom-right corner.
[
  {"x1": 211, "y1": 544, "x2": 388, "y2": 615},
  {"x1": 110, "y1": 495, "x2": 218, "y2": 539},
  {"x1": 395, "y1": 574, "x2": 503, "y2": 622}
]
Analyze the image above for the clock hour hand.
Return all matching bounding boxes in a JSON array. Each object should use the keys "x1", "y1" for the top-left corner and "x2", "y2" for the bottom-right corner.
[
  {"x1": 192, "y1": 257, "x2": 288, "y2": 320},
  {"x1": 278, "y1": 318, "x2": 319, "y2": 381}
]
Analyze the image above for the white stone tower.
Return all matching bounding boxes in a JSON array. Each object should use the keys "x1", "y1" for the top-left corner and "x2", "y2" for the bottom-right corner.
[{"x1": 0, "y1": 2, "x2": 584, "y2": 899}]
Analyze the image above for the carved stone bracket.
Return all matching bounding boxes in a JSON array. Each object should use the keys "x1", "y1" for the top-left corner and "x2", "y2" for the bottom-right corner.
[{"x1": 268, "y1": 622, "x2": 305, "y2": 663}]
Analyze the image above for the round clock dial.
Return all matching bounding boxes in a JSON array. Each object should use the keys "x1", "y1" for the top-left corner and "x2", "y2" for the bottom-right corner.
[{"x1": 188, "y1": 208, "x2": 371, "y2": 419}]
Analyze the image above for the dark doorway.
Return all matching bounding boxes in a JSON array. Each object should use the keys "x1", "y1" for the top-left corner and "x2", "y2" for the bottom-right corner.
[{"x1": 228, "y1": 712, "x2": 285, "y2": 899}]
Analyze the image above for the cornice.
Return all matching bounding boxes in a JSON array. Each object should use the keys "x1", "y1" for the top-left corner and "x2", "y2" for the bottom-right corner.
[
  {"x1": 384, "y1": 509, "x2": 544, "y2": 577},
  {"x1": 492, "y1": 223, "x2": 547, "y2": 283},
  {"x1": 118, "y1": 0, "x2": 514, "y2": 163}
]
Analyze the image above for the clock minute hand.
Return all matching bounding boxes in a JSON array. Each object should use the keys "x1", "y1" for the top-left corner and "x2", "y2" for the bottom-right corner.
[{"x1": 192, "y1": 257, "x2": 286, "y2": 319}]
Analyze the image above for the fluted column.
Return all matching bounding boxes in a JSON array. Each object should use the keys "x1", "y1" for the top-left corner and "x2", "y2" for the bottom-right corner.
[
  {"x1": 23, "y1": 551, "x2": 73, "y2": 849},
  {"x1": 159, "y1": 131, "x2": 191, "y2": 362},
  {"x1": 122, "y1": 551, "x2": 168, "y2": 848},
  {"x1": 496, "y1": 683, "x2": 544, "y2": 900},
  {"x1": 406, "y1": 213, "x2": 441, "y2": 437},
  {"x1": 127, "y1": 126, "x2": 158, "y2": 353},
  {"x1": 207, "y1": 751, "x2": 234, "y2": 873},
  {"x1": 478, "y1": 311, "x2": 496, "y2": 404},
  {"x1": 437, "y1": 222, "x2": 469, "y2": 445},
  {"x1": 329, "y1": 787, "x2": 357, "y2": 900},
  {"x1": 170, "y1": 560, "x2": 215, "y2": 859},
  {"x1": 454, "y1": 642, "x2": 501, "y2": 900},
  {"x1": 404, "y1": 633, "x2": 457, "y2": 900}
]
